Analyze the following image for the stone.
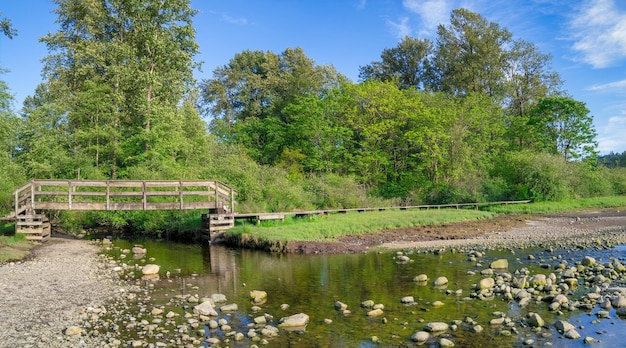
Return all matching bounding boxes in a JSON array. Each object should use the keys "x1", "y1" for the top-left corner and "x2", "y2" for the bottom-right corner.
[
  {"x1": 611, "y1": 296, "x2": 626, "y2": 308},
  {"x1": 490, "y1": 259, "x2": 509, "y2": 269},
  {"x1": 478, "y1": 277, "x2": 495, "y2": 289},
  {"x1": 367, "y1": 308, "x2": 384, "y2": 317},
  {"x1": 584, "y1": 337, "x2": 596, "y2": 344},
  {"x1": 334, "y1": 301, "x2": 348, "y2": 311},
  {"x1": 424, "y1": 322, "x2": 449, "y2": 332},
  {"x1": 527, "y1": 313, "x2": 544, "y2": 328},
  {"x1": 211, "y1": 294, "x2": 227, "y2": 303},
  {"x1": 529, "y1": 274, "x2": 547, "y2": 287},
  {"x1": 141, "y1": 264, "x2": 160, "y2": 275},
  {"x1": 361, "y1": 300, "x2": 375, "y2": 308},
  {"x1": 132, "y1": 246, "x2": 146, "y2": 254},
  {"x1": 193, "y1": 301, "x2": 218, "y2": 316},
  {"x1": 582, "y1": 256, "x2": 596, "y2": 267},
  {"x1": 220, "y1": 303, "x2": 238, "y2": 312},
  {"x1": 278, "y1": 313, "x2": 309, "y2": 328},
  {"x1": 564, "y1": 329, "x2": 581, "y2": 339},
  {"x1": 411, "y1": 331, "x2": 430, "y2": 342},
  {"x1": 401, "y1": 296, "x2": 415, "y2": 304},
  {"x1": 65, "y1": 326, "x2": 82, "y2": 335},
  {"x1": 253, "y1": 316, "x2": 266, "y2": 325},
  {"x1": 397, "y1": 255, "x2": 411, "y2": 263},
  {"x1": 433, "y1": 276, "x2": 449, "y2": 286},
  {"x1": 413, "y1": 274, "x2": 428, "y2": 282},
  {"x1": 554, "y1": 320, "x2": 575, "y2": 333},
  {"x1": 250, "y1": 290, "x2": 267, "y2": 303},
  {"x1": 440, "y1": 338, "x2": 455, "y2": 347},
  {"x1": 616, "y1": 307, "x2": 626, "y2": 316}
]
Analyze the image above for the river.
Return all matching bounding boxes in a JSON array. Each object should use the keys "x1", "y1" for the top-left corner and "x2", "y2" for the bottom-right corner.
[{"x1": 107, "y1": 239, "x2": 626, "y2": 347}]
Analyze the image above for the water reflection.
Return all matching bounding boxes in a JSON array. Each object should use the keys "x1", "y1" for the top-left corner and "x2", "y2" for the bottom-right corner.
[{"x1": 110, "y1": 240, "x2": 626, "y2": 347}]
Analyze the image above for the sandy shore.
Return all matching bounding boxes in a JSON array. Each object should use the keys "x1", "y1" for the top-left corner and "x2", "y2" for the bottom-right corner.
[{"x1": 0, "y1": 237, "x2": 126, "y2": 348}]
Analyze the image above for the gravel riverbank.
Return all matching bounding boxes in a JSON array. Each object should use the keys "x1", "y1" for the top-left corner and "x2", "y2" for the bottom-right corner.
[{"x1": 0, "y1": 237, "x2": 128, "y2": 348}]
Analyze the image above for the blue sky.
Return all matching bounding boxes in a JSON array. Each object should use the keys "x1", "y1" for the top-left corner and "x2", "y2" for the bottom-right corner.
[{"x1": 1, "y1": 0, "x2": 625, "y2": 154}]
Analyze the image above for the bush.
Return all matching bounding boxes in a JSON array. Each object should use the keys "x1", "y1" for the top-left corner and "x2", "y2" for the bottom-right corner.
[{"x1": 495, "y1": 151, "x2": 572, "y2": 201}]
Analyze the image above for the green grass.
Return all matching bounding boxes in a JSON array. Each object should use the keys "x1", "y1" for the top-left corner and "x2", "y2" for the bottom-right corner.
[
  {"x1": 226, "y1": 208, "x2": 497, "y2": 242},
  {"x1": 482, "y1": 196, "x2": 626, "y2": 214},
  {"x1": 0, "y1": 232, "x2": 34, "y2": 263}
]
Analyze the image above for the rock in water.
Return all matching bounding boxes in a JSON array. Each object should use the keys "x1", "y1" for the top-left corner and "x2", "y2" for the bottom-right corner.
[
  {"x1": 193, "y1": 301, "x2": 218, "y2": 316},
  {"x1": 132, "y1": 246, "x2": 146, "y2": 254},
  {"x1": 478, "y1": 277, "x2": 495, "y2": 289},
  {"x1": 424, "y1": 322, "x2": 449, "y2": 332},
  {"x1": 527, "y1": 313, "x2": 544, "y2": 327},
  {"x1": 141, "y1": 264, "x2": 160, "y2": 275},
  {"x1": 250, "y1": 290, "x2": 267, "y2": 303},
  {"x1": 278, "y1": 313, "x2": 309, "y2": 328},
  {"x1": 411, "y1": 331, "x2": 430, "y2": 342},
  {"x1": 433, "y1": 277, "x2": 449, "y2": 286},
  {"x1": 490, "y1": 259, "x2": 508, "y2": 269}
]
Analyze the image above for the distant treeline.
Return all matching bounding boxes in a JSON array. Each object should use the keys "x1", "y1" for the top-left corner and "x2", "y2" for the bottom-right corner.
[
  {"x1": 0, "y1": 4, "x2": 624, "y2": 235},
  {"x1": 598, "y1": 152, "x2": 626, "y2": 168}
]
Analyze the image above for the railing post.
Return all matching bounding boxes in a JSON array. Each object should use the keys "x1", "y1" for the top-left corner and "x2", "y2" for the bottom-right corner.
[
  {"x1": 179, "y1": 181, "x2": 183, "y2": 210},
  {"x1": 214, "y1": 181, "x2": 219, "y2": 210},
  {"x1": 68, "y1": 180, "x2": 73, "y2": 210},
  {"x1": 30, "y1": 182, "x2": 35, "y2": 212},
  {"x1": 142, "y1": 181, "x2": 147, "y2": 210},
  {"x1": 230, "y1": 187, "x2": 234, "y2": 214},
  {"x1": 14, "y1": 187, "x2": 18, "y2": 218},
  {"x1": 106, "y1": 181, "x2": 110, "y2": 211}
]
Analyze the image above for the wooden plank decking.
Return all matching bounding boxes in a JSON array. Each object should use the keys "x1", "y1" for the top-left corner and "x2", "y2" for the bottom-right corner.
[{"x1": 9, "y1": 179, "x2": 238, "y2": 241}]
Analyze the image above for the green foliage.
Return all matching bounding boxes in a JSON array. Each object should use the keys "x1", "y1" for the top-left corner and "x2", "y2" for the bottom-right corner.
[
  {"x1": 494, "y1": 151, "x2": 571, "y2": 201},
  {"x1": 528, "y1": 96, "x2": 597, "y2": 160}
]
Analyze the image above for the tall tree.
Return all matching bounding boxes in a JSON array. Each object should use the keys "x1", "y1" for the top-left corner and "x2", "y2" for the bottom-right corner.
[
  {"x1": 359, "y1": 36, "x2": 432, "y2": 90},
  {"x1": 33, "y1": 0, "x2": 201, "y2": 178},
  {"x1": 528, "y1": 96, "x2": 597, "y2": 161},
  {"x1": 200, "y1": 47, "x2": 345, "y2": 164},
  {"x1": 430, "y1": 8, "x2": 512, "y2": 98}
]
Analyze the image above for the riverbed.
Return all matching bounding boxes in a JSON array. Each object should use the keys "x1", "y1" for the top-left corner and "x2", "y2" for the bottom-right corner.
[{"x1": 2, "y1": 211, "x2": 626, "y2": 347}]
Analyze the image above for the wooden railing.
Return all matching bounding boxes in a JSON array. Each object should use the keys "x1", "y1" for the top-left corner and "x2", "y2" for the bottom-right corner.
[{"x1": 13, "y1": 180, "x2": 237, "y2": 216}]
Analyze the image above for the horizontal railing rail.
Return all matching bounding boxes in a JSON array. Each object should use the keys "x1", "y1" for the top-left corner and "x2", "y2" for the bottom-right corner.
[{"x1": 12, "y1": 179, "x2": 237, "y2": 215}]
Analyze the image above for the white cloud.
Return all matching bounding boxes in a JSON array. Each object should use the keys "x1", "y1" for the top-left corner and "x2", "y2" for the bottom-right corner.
[
  {"x1": 597, "y1": 115, "x2": 626, "y2": 153},
  {"x1": 569, "y1": 0, "x2": 626, "y2": 68},
  {"x1": 222, "y1": 14, "x2": 247, "y2": 25},
  {"x1": 388, "y1": 17, "x2": 411, "y2": 39},
  {"x1": 588, "y1": 79, "x2": 626, "y2": 91},
  {"x1": 403, "y1": 0, "x2": 450, "y2": 33}
]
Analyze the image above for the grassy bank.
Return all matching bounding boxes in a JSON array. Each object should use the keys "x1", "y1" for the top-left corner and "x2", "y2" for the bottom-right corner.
[
  {"x1": 483, "y1": 196, "x2": 626, "y2": 214},
  {"x1": 225, "y1": 208, "x2": 497, "y2": 242},
  {"x1": 223, "y1": 196, "x2": 626, "y2": 246},
  {"x1": 0, "y1": 229, "x2": 35, "y2": 263}
]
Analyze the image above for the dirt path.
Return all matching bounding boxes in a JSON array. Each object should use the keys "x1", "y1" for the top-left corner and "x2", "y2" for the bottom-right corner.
[{"x1": 0, "y1": 237, "x2": 123, "y2": 348}]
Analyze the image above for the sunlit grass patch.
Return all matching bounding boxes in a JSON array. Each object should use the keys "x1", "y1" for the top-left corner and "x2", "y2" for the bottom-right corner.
[
  {"x1": 226, "y1": 208, "x2": 496, "y2": 242},
  {"x1": 0, "y1": 233, "x2": 34, "y2": 263},
  {"x1": 483, "y1": 196, "x2": 626, "y2": 214}
]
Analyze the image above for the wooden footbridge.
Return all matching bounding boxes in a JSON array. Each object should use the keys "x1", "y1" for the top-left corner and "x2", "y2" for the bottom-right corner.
[{"x1": 5, "y1": 180, "x2": 237, "y2": 241}]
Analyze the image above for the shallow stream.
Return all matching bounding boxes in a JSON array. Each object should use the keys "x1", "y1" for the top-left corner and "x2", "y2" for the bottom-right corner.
[{"x1": 107, "y1": 240, "x2": 626, "y2": 347}]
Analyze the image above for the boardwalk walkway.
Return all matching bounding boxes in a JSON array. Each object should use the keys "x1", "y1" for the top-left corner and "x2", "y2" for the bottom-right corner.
[
  {"x1": 4, "y1": 179, "x2": 531, "y2": 242},
  {"x1": 6, "y1": 180, "x2": 237, "y2": 241}
]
